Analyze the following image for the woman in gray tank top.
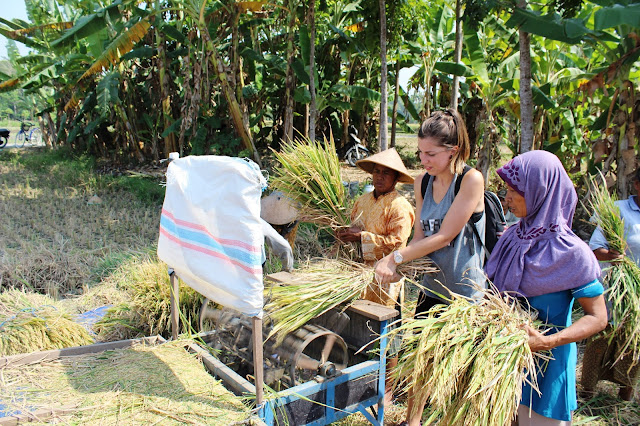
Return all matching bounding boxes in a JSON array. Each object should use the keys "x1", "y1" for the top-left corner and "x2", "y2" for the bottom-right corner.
[{"x1": 374, "y1": 108, "x2": 486, "y2": 426}]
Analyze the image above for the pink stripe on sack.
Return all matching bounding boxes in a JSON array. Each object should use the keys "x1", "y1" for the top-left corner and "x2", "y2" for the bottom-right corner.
[
  {"x1": 159, "y1": 227, "x2": 262, "y2": 275},
  {"x1": 161, "y1": 208, "x2": 260, "y2": 252}
]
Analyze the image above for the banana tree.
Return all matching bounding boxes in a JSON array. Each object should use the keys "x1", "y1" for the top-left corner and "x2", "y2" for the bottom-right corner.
[{"x1": 506, "y1": 1, "x2": 640, "y2": 195}]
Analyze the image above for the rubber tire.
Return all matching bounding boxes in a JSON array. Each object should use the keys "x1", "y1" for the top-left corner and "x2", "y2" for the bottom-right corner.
[
  {"x1": 15, "y1": 131, "x2": 25, "y2": 148},
  {"x1": 346, "y1": 148, "x2": 368, "y2": 167},
  {"x1": 0, "y1": 136, "x2": 7, "y2": 148},
  {"x1": 29, "y1": 128, "x2": 42, "y2": 146}
]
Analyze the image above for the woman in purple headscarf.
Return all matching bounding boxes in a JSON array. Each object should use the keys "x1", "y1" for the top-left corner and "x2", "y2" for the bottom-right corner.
[{"x1": 486, "y1": 150, "x2": 608, "y2": 425}]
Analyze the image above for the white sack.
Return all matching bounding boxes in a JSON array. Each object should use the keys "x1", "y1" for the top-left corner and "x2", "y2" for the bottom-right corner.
[{"x1": 157, "y1": 156, "x2": 267, "y2": 317}]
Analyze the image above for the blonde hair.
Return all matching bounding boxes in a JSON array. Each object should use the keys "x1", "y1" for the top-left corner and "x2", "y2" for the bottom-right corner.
[{"x1": 418, "y1": 109, "x2": 470, "y2": 175}]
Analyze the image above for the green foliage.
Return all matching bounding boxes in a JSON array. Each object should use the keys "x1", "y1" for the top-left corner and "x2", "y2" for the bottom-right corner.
[{"x1": 110, "y1": 174, "x2": 166, "y2": 205}]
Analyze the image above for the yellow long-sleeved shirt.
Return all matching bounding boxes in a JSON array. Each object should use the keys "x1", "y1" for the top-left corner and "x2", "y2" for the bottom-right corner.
[{"x1": 351, "y1": 189, "x2": 414, "y2": 266}]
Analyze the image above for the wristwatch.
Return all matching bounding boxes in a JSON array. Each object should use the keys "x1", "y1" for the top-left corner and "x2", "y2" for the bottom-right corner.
[{"x1": 393, "y1": 250, "x2": 404, "y2": 265}]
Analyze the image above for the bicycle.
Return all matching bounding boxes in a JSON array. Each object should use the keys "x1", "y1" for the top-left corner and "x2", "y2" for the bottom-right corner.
[{"x1": 15, "y1": 121, "x2": 42, "y2": 147}]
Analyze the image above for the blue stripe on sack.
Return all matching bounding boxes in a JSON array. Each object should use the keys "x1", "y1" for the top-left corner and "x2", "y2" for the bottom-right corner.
[{"x1": 160, "y1": 215, "x2": 262, "y2": 267}]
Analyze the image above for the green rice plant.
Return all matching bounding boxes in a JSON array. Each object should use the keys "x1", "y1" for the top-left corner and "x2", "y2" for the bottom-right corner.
[
  {"x1": 270, "y1": 137, "x2": 351, "y2": 229},
  {"x1": 385, "y1": 288, "x2": 544, "y2": 426},
  {"x1": 0, "y1": 306, "x2": 94, "y2": 356},
  {"x1": 264, "y1": 258, "x2": 435, "y2": 345},
  {"x1": 588, "y1": 180, "x2": 640, "y2": 366}
]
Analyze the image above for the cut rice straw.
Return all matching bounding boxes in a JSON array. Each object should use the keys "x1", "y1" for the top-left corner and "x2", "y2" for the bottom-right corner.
[
  {"x1": 264, "y1": 257, "x2": 436, "y2": 345},
  {"x1": 270, "y1": 137, "x2": 351, "y2": 229},
  {"x1": 587, "y1": 176, "x2": 640, "y2": 367},
  {"x1": 382, "y1": 286, "x2": 546, "y2": 426},
  {"x1": 0, "y1": 306, "x2": 94, "y2": 356}
]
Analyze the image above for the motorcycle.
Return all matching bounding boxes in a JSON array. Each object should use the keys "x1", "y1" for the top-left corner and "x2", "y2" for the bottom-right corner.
[
  {"x1": 337, "y1": 125, "x2": 370, "y2": 167},
  {"x1": 0, "y1": 128, "x2": 9, "y2": 149}
]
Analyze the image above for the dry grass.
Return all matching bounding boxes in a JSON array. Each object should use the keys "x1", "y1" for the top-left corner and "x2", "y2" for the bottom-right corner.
[
  {"x1": 0, "y1": 151, "x2": 161, "y2": 297},
  {"x1": 0, "y1": 339, "x2": 248, "y2": 425}
]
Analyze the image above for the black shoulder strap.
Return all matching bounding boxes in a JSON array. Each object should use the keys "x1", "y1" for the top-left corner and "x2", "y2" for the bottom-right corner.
[
  {"x1": 420, "y1": 173, "x2": 431, "y2": 198},
  {"x1": 421, "y1": 164, "x2": 472, "y2": 198},
  {"x1": 454, "y1": 165, "x2": 472, "y2": 195}
]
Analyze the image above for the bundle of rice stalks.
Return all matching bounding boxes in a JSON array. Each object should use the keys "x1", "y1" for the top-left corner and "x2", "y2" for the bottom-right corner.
[
  {"x1": 588, "y1": 181, "x2": 640, "y2": 364},
  {"x1": 264, "y1": 258, "x2": 435, "y2": 344},
  {"x1": 270, "y1": 137, "x2": 351, "y2": 229},
  {"x1": 94, "y1": 255, "x2": 203, "y2": 341},
  {"x1": 387, "y1": 289, "x2": 544, "y2": 426},
  {"x1": 0, "y1": 306, "x2": 94, "y2": 356}
]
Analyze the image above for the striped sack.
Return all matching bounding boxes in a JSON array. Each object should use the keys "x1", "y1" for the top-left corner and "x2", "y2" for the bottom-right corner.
[{"x1": 157, "y1": 155, "x2": 267, "y2": 317}]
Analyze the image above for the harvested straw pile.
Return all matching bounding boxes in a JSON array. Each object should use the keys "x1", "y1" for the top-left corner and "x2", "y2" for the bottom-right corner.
[
  {"x1": 270, "y1": 137, "x2": 351, "y2": 228},
  {"x1": 0, "y1": 339, "x2": 248, "y2": 424},
  {"x1": 588, "y1": 182, "x2": 640, "y2": 364},
  {"x1": 264, "y1": 258, "x2": 435, "y2": 344},
  {"x1": 387, "y1": 290, "x2": 543, "y2": 426},
  {"x1": 94, "y1": 255, "x2": 203, "y2": 341},
  {"x1": 0, "y1": 306, "x2": 93, "y2": 356}
]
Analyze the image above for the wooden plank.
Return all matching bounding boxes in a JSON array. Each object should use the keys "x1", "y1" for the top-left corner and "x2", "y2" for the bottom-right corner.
[
  {"x1": 347, "y1": 300, "x2": 398, "y2": 321},
  {"x1": 170, "y1": 270, "x2": 179, "y2": 340},
  {"x1": 252, "y1": 317, "x2": 264, "y2": 406},
  {"x1": 0, "y1": 336, "x2": 165, "y2": 368}
]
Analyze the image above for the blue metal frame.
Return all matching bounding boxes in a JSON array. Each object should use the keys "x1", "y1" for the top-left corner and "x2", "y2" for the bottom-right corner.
[{"x1": 259, "y1": 318, "x2": 389, "y2": 426}]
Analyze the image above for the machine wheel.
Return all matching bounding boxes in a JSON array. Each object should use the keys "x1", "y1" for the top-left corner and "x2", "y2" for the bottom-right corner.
[
  {"x1": 280, "y1": 323, "x2": 349, "y2": 386},
  {"x1": 0, "y1": 136, "x2": 7, "y2": 148}
]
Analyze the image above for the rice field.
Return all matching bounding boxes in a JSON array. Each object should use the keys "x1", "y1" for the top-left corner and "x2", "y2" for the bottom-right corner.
[{"x1": 1, "y1": 147, "x2": 639, "y2": 425}]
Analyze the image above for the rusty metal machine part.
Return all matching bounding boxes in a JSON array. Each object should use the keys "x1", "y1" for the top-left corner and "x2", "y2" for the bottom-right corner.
[{"x1": 199, "y1": 299, "x2": 349, "y2": 387}]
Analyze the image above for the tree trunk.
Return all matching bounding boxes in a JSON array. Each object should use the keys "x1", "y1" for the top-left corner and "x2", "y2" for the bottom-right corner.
[
  {"x1": 390, "y1": 58, "x2": 400, "y2": 148},
  {"x1": 518, "y1": 0, "x2": 534, "y2": 153},
  {"x1": 308, "y1": 0, "x2": 317, "y2": 142},
  {"x1": 379, "y1": 0, "x2": 388, "y2": 151},
  {"x1": 157, "y1": 26, "x2": 176, "y2": 158},
  {"x1": 451, "y1": 0, "x2": 463, "y2": 109},
  {"x1": 203, "y1": 31, "x2": 261, "y2": 166},
  {"x1": 282, "y1": 0, "x2": 297, "y2": 144},
  {"x1": 476, "y1": 112, "x2": 495, "y2": 185}
]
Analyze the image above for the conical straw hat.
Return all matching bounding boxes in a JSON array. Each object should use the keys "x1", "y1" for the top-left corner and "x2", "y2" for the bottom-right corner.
[
  {"x1": 260, "y1": 191, "x2": 299, "y2": 225},
  {"x1": 356, "y1": 148, "x2": 414, "y2": 184}
]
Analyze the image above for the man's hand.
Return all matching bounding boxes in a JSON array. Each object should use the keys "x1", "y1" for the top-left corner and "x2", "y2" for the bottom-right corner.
[{"x1": 336, "y1": 226, "x2": 362, "y2": 243}]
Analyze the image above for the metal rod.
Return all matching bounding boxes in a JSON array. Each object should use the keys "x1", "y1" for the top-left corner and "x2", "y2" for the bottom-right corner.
[
  {"x1": 169, "y1": 269, "x2": 179, "y2": 340},
  {"x1": 252, "y1": 316, "x2": 264, "y2": 406}
]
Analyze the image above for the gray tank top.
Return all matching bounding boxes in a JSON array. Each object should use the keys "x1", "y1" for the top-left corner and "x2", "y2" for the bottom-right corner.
[{"x1": 420, "y1": 172, "x2": 486, "y2": 301}]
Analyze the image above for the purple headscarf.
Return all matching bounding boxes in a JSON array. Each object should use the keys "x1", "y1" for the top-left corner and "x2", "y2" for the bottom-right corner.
[{"x1": 485, "y1": 150, "x2": 601, "y2": 297}]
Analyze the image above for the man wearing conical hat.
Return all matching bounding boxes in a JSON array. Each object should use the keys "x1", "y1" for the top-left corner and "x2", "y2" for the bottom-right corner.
[
  {"x1": 336, "y1": 147, "x2": 415, "y2": 306},
  {"x1": 337, "y1": 147, "x2": 414, "y2": 407}
]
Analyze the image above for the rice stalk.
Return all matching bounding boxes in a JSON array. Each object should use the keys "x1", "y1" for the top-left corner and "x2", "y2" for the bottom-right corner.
[
  {"x1": 588, "y1": 180, "x2": 640, "y2": 367},
  {"x1": 0, "y1": 306, "x2": 94, "y2": 356},
  {"x1": 270, "y1": 137, "x2": 350, "y2": 229},
  {"x1": 385, "y1": 288, "x2": 545, "y2": 426},
  {"x1": 94, "y1": 255, "x2": 203, "y2": 341},
  {"x1": 264, "y1": 258, "x2": 435, "y2": 345}
]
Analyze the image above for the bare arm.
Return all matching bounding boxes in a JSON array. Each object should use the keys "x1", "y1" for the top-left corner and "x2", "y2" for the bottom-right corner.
[
  {"x1": 593, "y1": 247, "x2": 624, "y2": 262},
  {"x1": 375, "y1": 169, "x2": 485, "y2": 284},
  {"x1": 525, "y1": 294, "x2": 608, "y2": 352}
]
